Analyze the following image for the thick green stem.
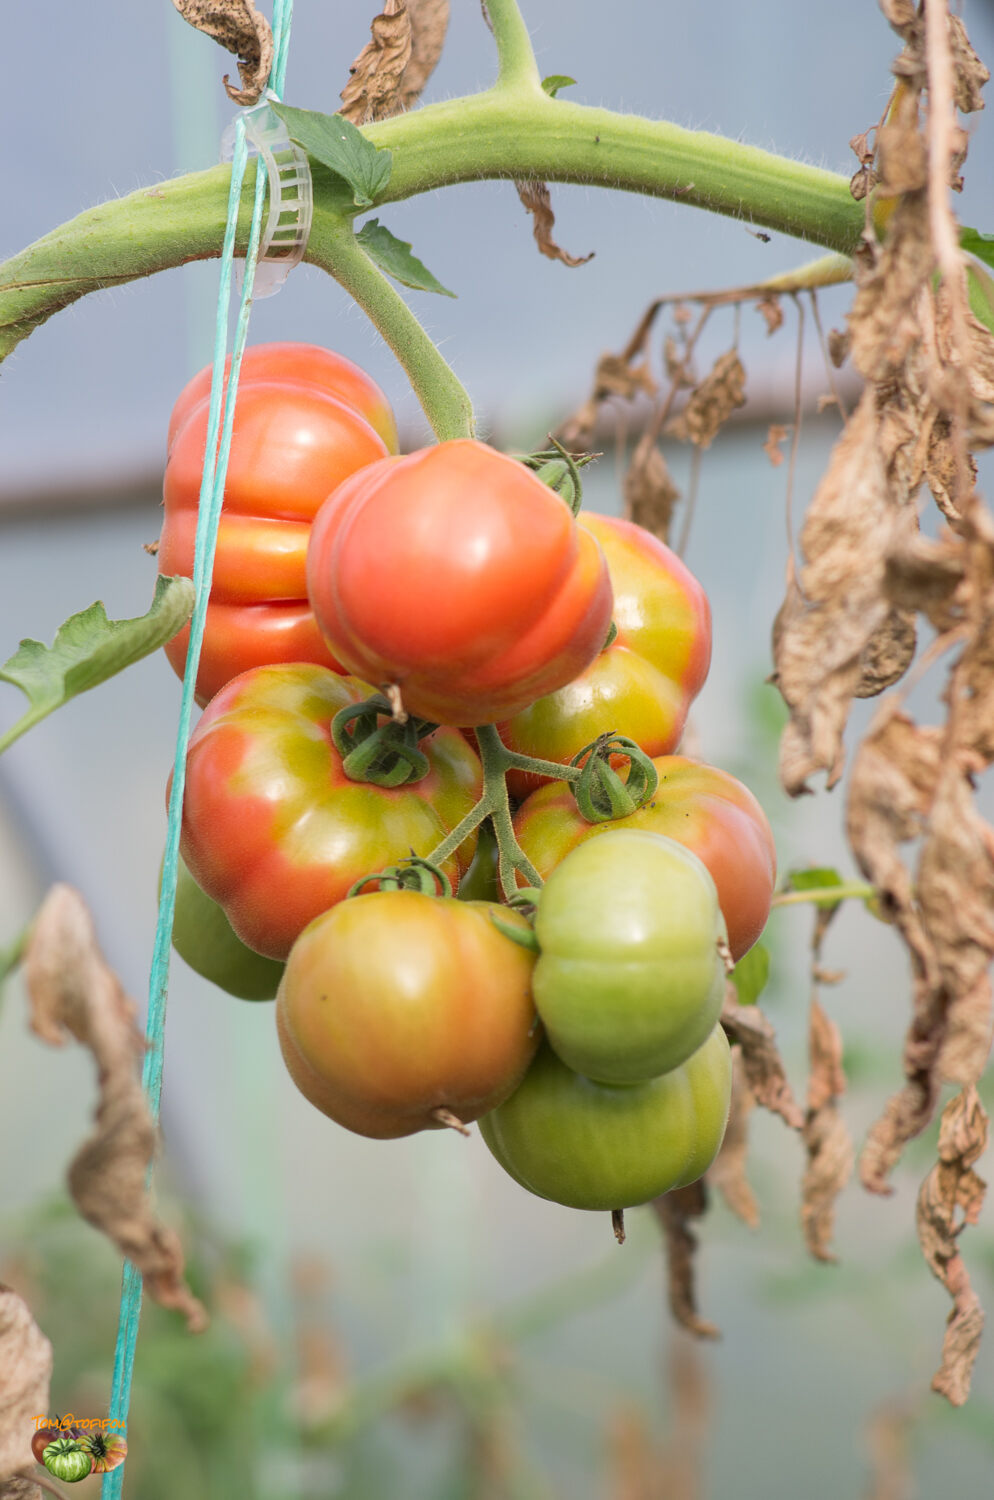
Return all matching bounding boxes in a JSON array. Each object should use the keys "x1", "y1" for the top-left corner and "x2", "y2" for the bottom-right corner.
[
  {"x1": 315, "y1": 215, "x2": 476, "y2": 440},
  {"x1": 0, "y1": 87, "x2": 865, "y2": 375},
  {"x1": 483, "y1": 0, "x2": 543, "y2": 91}
]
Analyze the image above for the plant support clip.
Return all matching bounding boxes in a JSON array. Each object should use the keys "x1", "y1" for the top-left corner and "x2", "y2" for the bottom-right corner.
[{"x1": 220, "y1": 90, "x2": 313, "y2": 299}]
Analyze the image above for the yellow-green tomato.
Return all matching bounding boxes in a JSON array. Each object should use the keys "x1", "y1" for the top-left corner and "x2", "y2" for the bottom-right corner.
[
  {"x1": 170, "y1": 856, "x2": 284, "y2": 1001},
  {"x1": 276, "y1": 891, "x2": 541, "y2": 1139},
  {"x1": 480, "y1": 1024, "x2": 732, "y2": 1210},
  {"x1": 532, "y1": 829, "x2": 726, "y2": 1084}
]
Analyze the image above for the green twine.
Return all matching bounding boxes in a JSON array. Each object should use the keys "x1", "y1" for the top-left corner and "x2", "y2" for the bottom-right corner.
[{"x1": 100, "y1": 4, "x2": 296, "y2": 1494}]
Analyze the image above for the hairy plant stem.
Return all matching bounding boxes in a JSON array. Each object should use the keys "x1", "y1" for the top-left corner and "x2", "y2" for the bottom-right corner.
[
  {"x1": 0, "y1": 83, "x2": 866, "y2": 431},
  {"x1": 317, "y1": 216, "x2": 475, "y2": 440},
  {"x1": 483, "y1": 0, "x2": 542, "y2": 90}
]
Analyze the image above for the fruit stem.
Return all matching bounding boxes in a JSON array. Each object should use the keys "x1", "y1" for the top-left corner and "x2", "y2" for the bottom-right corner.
[
  {"x1": 612, "y1": 1209, "x2": 626, "y2": 1244},
  {"x1": 432, "y1": 1107, "x2": 471, "y2": 1136},
  {"x1": 770, "y1": 881, "x2": 877, "y2": 908}
]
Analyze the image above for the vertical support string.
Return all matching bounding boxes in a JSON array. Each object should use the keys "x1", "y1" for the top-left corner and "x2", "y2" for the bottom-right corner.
[{"x1": 101, "y1": 4, "x2": 295, "y2": 1492}]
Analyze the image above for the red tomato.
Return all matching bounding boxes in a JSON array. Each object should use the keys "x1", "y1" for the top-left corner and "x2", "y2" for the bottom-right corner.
[
  {"x1": 306, "y1": 440, "x2": 614, "y2": 726},
  {"x1": 160, "y1": 352, "x2": 394, "y2": 705},
  {"x1": 277, "y1": 892, "x2": 540, "y2": 1139},
  {"x1": 179, "y1": 664, "x2": 483, "y2": 959},
  {"x1": 167, "y1": 341, "x2": 399, "y2": 453},
  {"x1": 513, "y1": 755, "x2": 776, "y2": 961},
  {"x1": 498, "y1": 513, "x2": 711, "y2": 799}
]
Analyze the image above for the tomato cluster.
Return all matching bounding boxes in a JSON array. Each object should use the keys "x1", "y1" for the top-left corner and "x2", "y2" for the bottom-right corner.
[{"x1": 159, "y1": 341, "x2": 775, "y2": 1220}]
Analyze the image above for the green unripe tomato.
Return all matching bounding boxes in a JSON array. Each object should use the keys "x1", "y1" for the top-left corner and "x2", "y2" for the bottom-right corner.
[
  {"x1": 532, "y1": 828, "x2": 727, "y2": 1084},
  {"x1": 480, "y1": 1024, "x2": 732, "y2": 1210},
  {"x1": 169, "y1": 856, "x2": 284, "y2": 1001},
  {"x1": 43, "y1": 1438, "x2": 93, "y2": 1482}
]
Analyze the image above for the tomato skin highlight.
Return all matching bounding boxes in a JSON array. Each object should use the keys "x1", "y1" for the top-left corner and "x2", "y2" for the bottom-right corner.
[
  {"x1": 179, "y1": 664, "x2": 483, "y2": 960},
  {"x1": 167, "y1": 340, "x2": 400, "y2": 454},
  {"x1": 531, "y1": 829, "x2": 727, "y2": 1084},
  {"x1": 514, "y1": 755, "x2": 776, "y2": 962},
  {"x1": 160, "y1": 358, "x2": 393, "y2": 704},
  {"x1": 479, "y1": 1025, "x2": 732, "y2": 1211},
  {"x1": 277, "y1": 893, "x2": 540, "y2": 1139},
  {"x1": 499, "y1": 513, "x2": 712, "y2": 798},
  {"x1": 306, "y1": 439, "x2": 614, "y2": 726}
]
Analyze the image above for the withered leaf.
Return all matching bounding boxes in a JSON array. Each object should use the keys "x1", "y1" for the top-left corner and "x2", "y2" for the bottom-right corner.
[
  {"x1": 949, "y1": 13, "x2": 990, "y2": 115},
  {"x1": 917, "y1": 1087, "x2": 988, "y2": 1405},
  {"x1": 827, "y1": 327, "x2": 850, "y2": 368},
  {"x1": 340, "y1": 0, "x2": 413, "y2": 126},
  {"x1": 623, "y1": 433, "x2": 680, "y2": 545},
  {"x1": 557, "y1": 351, "x2": 657, "y2": 451},
  {"x1": 853, "y1": 608, "x2": 917, "y2": 698},
  {"x1": 172, "y1": 0, "x2": 273, "y2": 105},
  {"x1": 0, "y1": 1286, "x2": 51, "y2": 1485},
  {"x1": 652, "y1": 1182, "x2": 720, "y2": 1340},
  {"x1": 801, "y1": 1000, "x2": 853, "y2": 1262},
  {"x1": 668, "y1": 350, "x2": 746, "y2": 449},
  {"x1": 763, "y1": 423, "x2": 788, "y2": 468},
  {"x1": 755, "y1": 295, "x2": 784, "y2": 336},
  {"x1": 918, "y1": 757, "x2": 994, "y2": 1087},
  {"x1": 720, "y1": 985, "x2": 803, "y2": 1129},
  {"x1": 397, "y1": 0, "x2": 449, "y2": 112},
  {"x1": 515, "y1": 181, "x2": 594, "y2": 268},
  {"x1": 707, "y1": 1048, "x2": 759, "y2": 1228},
  {"x1": 24, "y1": 886, "x2": 207, "y2": 1332},
  {"x1": 773, "y1": 390, "x2": 921, "y2": 796}
]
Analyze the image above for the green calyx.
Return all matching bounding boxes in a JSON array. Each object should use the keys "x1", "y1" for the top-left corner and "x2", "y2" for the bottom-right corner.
[
  {"x1": 331, "y1": 693, "x2": 438, "y2": 786},
  {"x1": 517, "y1": 440, "x2": 593, "y2": 516},
  {"x1": 347, "y1": 855, "x2": 453, "y2": 898},
  {"x1": 571, "y1": 735, "x2": 659, "y2": 824}
]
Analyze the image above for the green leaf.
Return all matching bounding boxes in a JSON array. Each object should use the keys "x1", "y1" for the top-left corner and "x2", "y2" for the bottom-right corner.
[
  {"x1": 541, "y1": 75, "x2": 576, "y2": 98},
  {"x1": 356, "y1": 219, "x2": 456, "y2": 298},
  {"x1": 961, "y1": 226, "x2": 994, "y2": 271},
  {"x1": 731, "y1": 942, "x2": 770, "y2": 1005},
  {"x1": 967, "y1": 262, "x2": 994, "y2": 336},
  {"x1": 0, "y1": 575, "x2": 195, "y2": 755},
  {"x1": 788, "y1": 867, "x2": 845, "y2": 906},
  {"x1": 271, "y1": 104, "x2": 391, "y2": 209}
]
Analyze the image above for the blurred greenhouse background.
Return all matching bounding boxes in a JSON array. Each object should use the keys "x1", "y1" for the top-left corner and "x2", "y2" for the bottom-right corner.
[{"x1": 4, "y1": 0, "x2": 994, "y2": 1495}]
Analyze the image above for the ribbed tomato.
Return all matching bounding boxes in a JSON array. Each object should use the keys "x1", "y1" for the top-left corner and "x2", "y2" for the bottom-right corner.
[
  {"x1": 166, "y1": 341, "x2": 399, "y2": 453},
  {"x1": 179, "y1": 664, "x2": 483, "y2": 959},
  {"x1": 277, "y1": 892, "x2": 540, "y2": 1138},
  {"x1": 513, "y1": 756, "x2": 776, "y2": 961},
  {"x1": 306, "y1": 440, "x2": 614, "y2": 726},
  {"x1": 499, "y1": 513, "x2": 711, "y2": 798},
  {"x1": 159, "y1": 345, "x2": 395, "y2": 704}
]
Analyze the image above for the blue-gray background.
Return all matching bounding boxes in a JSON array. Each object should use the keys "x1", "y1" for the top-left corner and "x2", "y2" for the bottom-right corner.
[{"x1": 3, "y1": 2, "x2": 994, "y2": 1495}]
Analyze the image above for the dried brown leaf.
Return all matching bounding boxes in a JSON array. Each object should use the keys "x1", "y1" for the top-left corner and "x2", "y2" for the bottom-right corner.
[
  {"x1": 172, "y1": 0, "x2": 272, "y2": 105},
  {"x1": 801, "y1": 1001, "x2": 854, "y2": 1262},
  {"x1": 558, "y1": 351, "x2": 657, "y2": 451},
  {"x1": 755, "y1": 296, "x2": 784, "y2": 336},
  {"x1": 863, "y1": 1399, "x2": 914, "y2": 1500},
  {"x1": 0, "y1": 1286, "x2": 51, "y2": 1485},
  {"x1": 917, "y1": 1087, "x2": 988, "y2": 1404},
  {"x1": 828, "y1": 327, "x2": 851, "y2": 368},
  {"x1": 652, "y1": 1182, "x2": 719, "y2": 1340},
  {"x1": 720, "y1": 986, "x2": 803, "y2": 1129},
  {"x1": 949, "y1": 13, "x2": 990, "y2": 114},
  {"x1": 623, "y1": 433, "x2": 680, "y2": 545},
  {"x1": 853, "y1": 609, "x2": 917, "y2": 697},
  {"x1": 707, "y1": 1048, "x2": 759, "y2": 1228},
  {"x1": 664, "y1": 335, "x2": 696, "y2": 388},
  {"x1": 918, "y1": 757, "x2": 994, "y2": 1086},
  {"x1": 763, "y1": 423, "x2": 788, "y2": 468},
  {"x1": 340, "y1": 0, "x2": 412, "y2": 125},
  {"x1": 849, "y1": 200, "x2": 933, "y2": 384},
  {"x1": 515, "y1": 181, "x2": 594, "y2": 268},
  {"x1": 773, "y1": 390, "x2": 920, "y2": 795},
  {"x1": 883, "y1": 531, "x2": 966, "y2": 630},
  {"x1": 396, "y1": 0, "x2": 449, "y2": 110},
  {"x1": 668, "y1": 350, "x2": 746, "y2": 449},
  {"x1": 24, "y1": 886, "x2": 207, "y2": 1331}
]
